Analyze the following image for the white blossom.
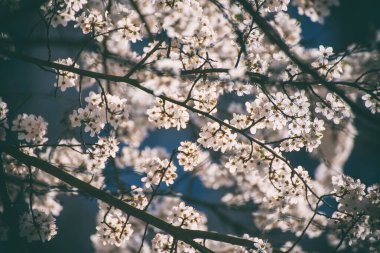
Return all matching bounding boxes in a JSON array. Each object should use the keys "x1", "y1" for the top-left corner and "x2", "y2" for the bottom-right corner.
[
  {"x1": 147, "y1": 98, "x2": 189, "y2": 130},
  {"x1": 177, "y1": 141, "x2": 201, "y2": 171},
  {"x1": 19, "y1": 210, "x2": 57, "y2": 242},
  {"x1": 141, "y1": 158, "x2": 177, "y2": 188},
  {"x1": 54, "y1": 57, "x2": 79, "y2": 91},
  {"x1": 11, "y1": 114, "x2": 48, "y2": 144}
]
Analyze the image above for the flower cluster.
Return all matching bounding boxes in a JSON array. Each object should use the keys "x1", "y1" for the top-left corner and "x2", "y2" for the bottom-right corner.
[
  {"x1": 0, "y1": 98, "x2": 8, "y2": 141},
  {"x1": 362, "y1": 91, "x2": 380, "y2": 114},
  {"x1": 19, "y1": 210, "x2": 57, "y2": 242},
  {"x1": 113, "y1": 15, "x2": 142, "y2": 43},
  {"x1": 245, "y1": 91, "x2": 310, "y2": 134},
  {"x1": 316, "y1": 93, "x2": 351, "y2": 124},
  {"x1": 54, "y1": 57, "x2": 79, "y2": 91},
  {"x1": 192, "y1": 84, "x2": 219, "y2": 114},
  {"x1": 122, "y1": 186, "x2": 148, "y2": 210},
  {"x1": 152, "y1": 233, "x2": 195, "y2": 253},
  {"x1": 150, "y1": 200, "x2": 207, "y2": 252},
  {"x1": 147, "y1": 98, "x2": 189, "y2": 130},
  {"x1": 232, "y1": 234, "x2": 273, "y2": 253},
  {"x1": 75, "y1": 9, "x2": 110, "y2": 41},
  {"x1": 11, "y1": 114, "x2": 48, "y2": 144},
  {"x1": 70, "y1": 92, "x2": 129, "y2": 136},
  {"x1": 42, "y1": 0, "x2": 87, "y2": 27},
  {"x1": 267, "y1": 164, "x2": 312, "y2": 205},
  {"x1": 281, "y1": 117, "x2": 325, "y2": 152},
  {"x1": 271, "y1": 12, "x2": 301, "y2": 46},
  {"x1": 0, "y1": 98, "x2": 8, "y2": 121},
  {"x1": 292, "y1": 0, "x2": 340, "y2": 23},
  {"x1": 312, "y1": 45, "x2": 343, "y2": 80},
  {"x1": 177, "y1": 141, "x2": 201, "y2": 171},
  {"x1": 167, "y1": 202, "x2": 204, "y2": 230},
  {"x1": 198, "y1": 122, "x2": 238, "y2": 153},
  {"x1": 143, "y1": 75, "x2": 181, "y2": 96},
  {"x1": 264, "y1": 0, "x2": 290, "y2": 12},
  {"x1": 243, "y1": 91, "x2": 325, "y2": 152},
  {"x1": 332, "y1": 175, "x2": 366, "y2": 214},
  {"x1": 328, "y1": 176, "x2": 380, "y2": 251},
  {"x1": 140, "y1": 158, "x2": 177, "y2": 189},
  {"x1": 3, "y1": 150, "x2": 35, "y2": 178},
  {"x1": 87, "y1": 136, "x2": 119, "y2": 171},
  {"x1": 95, "y1": 206, "x2": 133, "y2": 247},
  {"x1": 159, "y1": 0, "x2": 203, "y2": 39}
]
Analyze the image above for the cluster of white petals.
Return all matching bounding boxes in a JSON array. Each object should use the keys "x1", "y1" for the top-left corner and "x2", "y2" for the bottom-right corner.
[
  {"x1": 95, "y1": 205, "x2": 133, "y2": 247},
  {"x1": 150, "y1": 201, "x2": 207, "y2": 252},
  {"x1": 0, "y1": 98, "x2": 8, "y2": 140},
  {"x1": 42, "y1": 0, "x2": 87, "y2": 27},
  {"x1": 152, "y1": 233, "x2": 195, "y2": 253},
  {"x1": 87, "y1": 136, "x2": 119, "y2": 171},
  {"x1": 312, "y1": 45, "x2": 343, "y2": 80},
  {"x1": 316, "y1": 93, "x2": 351, "y2": 124},
  {"x1": 263, "y1": 0, "x2": 290, "y2": 12},
  {"x1": 54, "y1": 57, "x2": 79, "y2": 91},
  {"x1": 167, "y1": 202, "x2": 205, "y2": 229},
  {"x1": 198, "y1": 122, "x2": 238, "y2": 153},
  {"x1": 232, "y1": 234, "x2": 273, "y2": 253},
  {"x1": 19, "y1": 210, "x2": 57, "y2": 242},
  {"x1": 122, "y1": 186, "x2": 148, "y2": 210},
  {"x1": 147, "y1": 98, "x2": 189, "y2": 130},
  {"x1": 0, "y1": 98, "x2": 8, "y2": 121},
  {"x1": 177, "y1": 141, "x2": 201, "y2": 171},
  {"x1": 70, "y1": 92, "x2": 129, "y2": 136},
  {"x1": 328, "y1": 175, "x2": 380, "y2": 251},
  {"x1": 75, "y1": 9, "x2": 110, "y2": 41},
  {"x1": 292, "y1": 0, "x2": 340, "y2": 23},
  {"x1": 11, "y1": 114, "x2": 48, "y2": 144},
  {"x1": 140, "y1": 157, "x2": 177, "y2": 188},
  {"x1": 362, "y1": 91, "x2": 380, "y2": 114}
]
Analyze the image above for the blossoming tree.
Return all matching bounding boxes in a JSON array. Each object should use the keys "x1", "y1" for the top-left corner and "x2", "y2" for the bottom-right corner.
[{"x1": 0, "y1": 0, "x2": 379, "y2": 252}]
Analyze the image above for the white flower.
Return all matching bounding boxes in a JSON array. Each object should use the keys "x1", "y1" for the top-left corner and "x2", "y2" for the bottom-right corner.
[
  {"x1": 54, "y1": 58, "x2": 79, "y2": 91},
  {"x1": 0, "y1": 98, "x2": 8, "y2": 121},
  {"x1": 141, "y1": 158, "x2": 177, "y2": 188},
  {"x1": 264, "y1": 0, "x2": 290, "y2": 12},
  {"x1": 114, "y1": 16, "x2": 141, "y2": 43},
  {"x1": 147, "y1": 99, "x2": 189, "y2": 130},
  {"x1": 75, "y1": 10, "x2": 109, "y2": 41},
  {"x1": 177, "y1": 141, "x2": 201, "y2": 171},
  {"x1": 19, "y1": 210, "x2": 57, "y2": 242},
  {"x1": 316, "y1": 93, "x2": 351, "y2": 124},
  {"x1": 197, "y1": 122, "x2": 238, "y2": 153},
  {"x1": 11, "y1": 114, "x2": 48, "y2": 144},
  {"x1": 319, "y1": 45, "x2": 333, "y2": 58},
  {"x1": 69, "y1": 92, "x2": 129, "y2": 136},
  {"x1": 167, "y1": 202, "x2": 204, "y2": 229},
  {"x1": 152, "y1": 233, "x2": 196, "y2": 253},
  {"x1": 362, "y1": 92, "x2": 380, "y2": 114},
  {"x1": 123, "y1": 185, "x2": 148, "y2": 210},
  {"x1": 95, "y1": 208, "x2": 133, "y2": 247}
]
